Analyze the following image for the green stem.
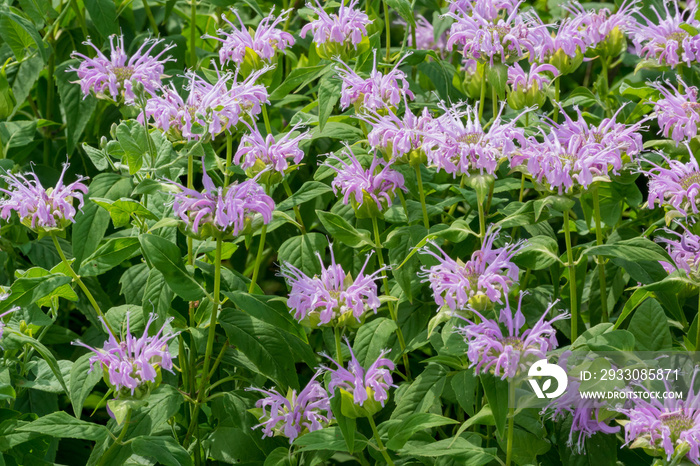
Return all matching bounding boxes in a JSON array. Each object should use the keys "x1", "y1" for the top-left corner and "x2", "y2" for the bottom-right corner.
[
  {"x1": 415, "y1": 164, "x2": 429, "y2": 229},
  {"x1": 334, "y1": 326, "x2": 344, "y2": 366},
  {"x1": 492, "y1": 84, "x2": 498, "y2": 120},
  {"x1": 141, "y1": 105, "x2": 157, "y2": 174},
  {"x1": 592, "y1": 184, "x2": 608, "y2": 323},
  {"x1": 505, "y1": 380, "x2": 515, "y2": 466},
  {"x1": 282, "y1": 178, "x2": 306, "y2": 233},
  {"x1": 397, "y1": 189, "x2": 410, "y2": 222},
  {"x1": 563, "y1": 209, "x2": 578, "y2": 341},
  {"x1": 189, "y1": 0, "x2": 197, "y2": 67},
  {"x1": 553, "y1": 78, "x2": 560, "y2": 123},
  {"x1": 43, "y1": 51, "x2": 55, "y2": 165},
  {"x1": 224, "y1": 132, "x2": 232, "y2": 186},
  {"x1": 367, "y1": 415, "x2": 395, "y2": 466},
  {"x1": 477, "y1": 200, "x2": 485, "y2": 238},
  {"x1": 184, "y1": 236, "x2": 223, "y2": 447},
  {"x1": 248, "y1": 225, "x2": 268, "y2": 293},
  {"x1": 447, "y1": 175, "x2": 466, "y2": 218},
  {"x1": 51, "y1": 234, "x2": 114, "y2": 335},
  {"x1": 262, "y1": 105, "x2": 272, "y2": 135},
  {"x1": 187, "y1": 153, "x2": 195, "y2": 266},
  {"x1": 371, "y1": 216, "x2": 411, "y2": 379},
  {"x1": 384, "y1": 0, "x2": 391, "y2": 63},
  {"x1": 479, "y1": 65, "x2": 487, "y2": 122},
  {"x1": 99, "y1": 409, "x2": 131, "y2": 466},
  {"x1": 142, "y1": 0, "x2": 159, "y2": 34}
]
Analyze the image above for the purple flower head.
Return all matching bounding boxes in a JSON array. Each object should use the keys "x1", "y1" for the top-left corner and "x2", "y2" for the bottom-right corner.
[
  {"x1": 630, "y1": 0, "x2": 700, "y2": 67},
  {"x1": 446, "y1": 6, "x2": 544, "y2": 65},
  {"x1": 422, "y1": 101, "x2": 527, "y2": 177},
  {"x1": 70, "y1": 35, "x2": 174, "y2": 103},
  {"x1": 361, "y1": 102, "x2": 434, "y2": 162},
  {"x1": 420, "y1": 225, "x2": 524, "y2": 311},
  {"x1": 549, "y1": 105, "x2": 646, "y2": 162},
  {"x1": 234, "y1": 123, "x2": 311, "y2": 174},
  {"x1": 204, "y1": 8, "x2": 295, "y2": 65},
  {"x1": 72, "y1": 313, "x2": 178, "y2": 397},
  {"x1": 249, "y1": 372, "x2": 332, "y2": 443},
  {"x1": 0, "y1": 307, "x2": 18, "y2": 341},
  {"x1": 300, "y1": 0, "x2": 371, "y2": 48},
  {"x1": 0, "y1": 163, "x2": 88, "y2": 230},
  {"x1": 656, "y1": 223, "x2": 700, "y2": 278},
  {"x1": 545, "y1": 352, "x2": 621, "y2": 452},
  {"x1": 563, "y1": 0, "x2": 639, "y2": 52},
  {"x1": 507, "y1": 63, "x2": 558, "y2": 92},
  {"x1": 336, "y1": 52, "x2": 415, "y2": 112},
  {"x1": 324, "y1": 145, "x2": 407, "y2": 213},
  {"x1": 448, "y1": 0, "x2": 520, "y2": 21},
  {"x1": 323, "y1": 337, "x2": 396, "y2": 407},
  {"x1": 402, "y1": 15, "x2": 448, "y2": 54},
  {"x1": 512, "y1": 122, "x2": 625, "y2": 194},
  {"x1": 650, "y1": 79, "x2": 700, "y2": 144},
  {"x1": 456, "y1": 292, "x2": 568, "y2": 380},
  {"x1": 279, "y1": 244, "x2": 386, "y2": 327},
  {"x1": 143, "y1": 66, "x2": 269, "y2": 140},
  {"x1": 620, "y1": 370, "x2": 700, "y2": 464},
  {"x1": 642, "y1": 152, "x2": 700, "y2": 216},
  {"x1": 171, "y1": 161, "x2": 275, "y2": 236}
]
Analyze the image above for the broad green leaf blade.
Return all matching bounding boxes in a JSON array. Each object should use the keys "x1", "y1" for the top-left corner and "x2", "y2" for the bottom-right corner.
[
  {"x1": 78, "y1": 237, "x2": 141, "y2": 277},
  {"x1": 70, "y1": 352, "x2": 103, "y2": 417},
  {"x1": 138, "y1": 233, "x2": 206, "y2": 302},
  {"x1": 55, "y1": 59, "x2": 97, "y2": 155},
  {"x1": 0, "y1": 274, "x2": 72, "y2": 312},
  {"x1": 84, "y1": 0, "x2": 118, "y2": 39},
  {"x1": 17, "y1": 411, "x2": 108, "y2": 441},
  {"x1": 132, "y1": 436, "x2": 193, "y2": 466}
]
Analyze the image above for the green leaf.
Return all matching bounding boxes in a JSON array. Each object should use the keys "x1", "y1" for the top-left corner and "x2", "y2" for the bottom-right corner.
[
  {"x1": 277, "y1": 181, "x2": 333, "y2": 212},
  {"x1": 481, "y1": 374, "x2": 509, "y2": 439},
  {"x1": 391, "y1": 364, "x2": 447, "y2": 420},
  {"x1": 17, "y1": 411, "x2": 108, "y2": 441},
  {"x1": 91, "y1": 197, "x2": 158, "y2": 228},
  {"x1": 138, "y1": 234, "x2": 206, "y2": 302},
  {"x1": 0, "y1": 274, "x2": 72, "y2": 312},
  {"x1": 82, "y1": 143, "x2": 110, "y2": 171},
  {"x1": 115, "y1": 121, "x2": 147, "y2": 175},
  {"x1": 55, "y1": 60, "x2": 97, "y2": 154},
  {"x1": 84, "y1": 0, "x2": 118, "y2": 39},
  {"x1": 451, "y1": 370, "x2": 478, "y2": 417},
  {"x1": 386, "y1": 0, "x2": 416, "y2": 27},
  {"x1": 399, "y1": 437, "x2": 496, "y2": 463},
  {"x1": 270, "y1": 65, "x2": 329, "y2": 100},
  {"x1": 628, "y1": 299, "x2": 672, "y2": 351},
  {"x1": 142, "y1": 268, "x2": 174, "y2": 323},
  {"x1": 583, "y1": 237, "x2": 670, "y2": 264},
  {"x1": 132, "y1": 436, "x2": 193, "y2": 466},
  {"x1": 418, "y1": 60, "x2": 463, "y2": 101},
  {"x1": 561, "y1": 86, "x2": 600, "y2": 107},
  {"x1": 0, "y1": 66, "x2": 15, "y2": 120},
  {"x1": 294, "y1": 427, "x2": 367, "y2": 452},
  {"x1": 219, "y1": 307, "x2": 300, "y2": 390},
  {"x1": 486, "y1": 62, "x2": 508, "y2": 100},
  {"x1": 73, "y1": 174, "x2": 134, "y2": 266},
  {"x1": 317, "y1": 76, "x2": 341, "y2": 131},
  {"x1": 78, "y1": 237, "x2": 141, "y2": 277},
  {"x1": 385, "y1": 413, "x2": 458, "y2": 450},
  {"x1": 514, "y1": 236, "x2": 561, "y2": 270},
  {"x1": 278, "y1": 233, "x2": 327, "y2": 277},
  {"x1": 585, "y1": 329, "x2": 635, "y2": 352},
  {"x1": 353, "y1": 317, "x2": 397, "y2": 367},
  {"x1": 7, "y1": 332, "x2": 68, "y2": 394},
  {"x1": 316, "y1": 210, "x2": 374, "y2": 248},
  {"x1": 0, "y1": 6, "x2": 49, "y2": 62},
  {"x1": 70, "y1": 352, "x2": 103, "y2": 417},
  {"x1": 330, "y1": 389, "x2": 358, "y2": 454},
  {"x1": 17, "y1": 262, "x2": 78, "y2": 307},
  {"x1": 613, "y1": 288, "x2": 653, "y2": 329},
  {"x1": 386, "y1": 225, "x2": 428, "y2": 301}
]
